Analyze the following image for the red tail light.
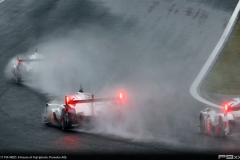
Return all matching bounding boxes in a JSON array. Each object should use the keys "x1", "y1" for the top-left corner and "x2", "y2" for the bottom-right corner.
[
  {"x1": 17, "y1": 59, "x2": 20, "y2": 64},
  {"x1": 65, "y1": 96, "x2": 70, "y2": 104}
]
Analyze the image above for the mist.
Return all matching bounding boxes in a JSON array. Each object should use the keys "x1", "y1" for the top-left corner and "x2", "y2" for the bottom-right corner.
[{"x1": 25, "y1": 27, "x2": 179, "y2": 141}]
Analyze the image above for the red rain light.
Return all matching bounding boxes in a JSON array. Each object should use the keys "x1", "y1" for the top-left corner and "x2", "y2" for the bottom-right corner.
[
  {"x1": 119, "y1": 93, "x2": 123, "y2": 100},
  {"x1": 117, "y1": 90, "x2": 126, "y2": 103},
  {"x1": 66, "y1": 96, "x2": 69, "y2": 103},
  {"x1": 65, "y1": 96, "x2": 70, "y2": 105},
  {"x1": 17, "y1": 59, "x2": 20, "y2": 64},
  {"x1": 224, "y1": 104, "x2": 228, "y2": 111},
  {"x1": 65, "y1": 96, "x2": 75, "y2": 105}
]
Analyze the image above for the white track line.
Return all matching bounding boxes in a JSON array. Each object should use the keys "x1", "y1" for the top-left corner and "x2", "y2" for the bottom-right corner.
[
  {"x1": 190, "y1": 0, "x2": 240, "y2": 109},
  {"x1": 0, "y1": 0, "x2": 5, "y2": 4}
]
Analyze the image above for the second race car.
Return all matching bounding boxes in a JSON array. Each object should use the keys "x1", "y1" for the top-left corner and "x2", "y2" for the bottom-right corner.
[{"x1": 199, "y1": 97, "x2": 240, "y2": 137}]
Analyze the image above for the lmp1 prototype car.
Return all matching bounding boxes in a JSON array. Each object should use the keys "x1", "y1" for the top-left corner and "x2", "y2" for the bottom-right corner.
[
  {"x1": 44, "y1": 85, "x2": 125, "y2": 130},
  {"x1": 12, "y1": 49, "x2": 44, "y2": 83},
  {"x1": 199, "y1": 98, "x2": 240, "y2": 137}
]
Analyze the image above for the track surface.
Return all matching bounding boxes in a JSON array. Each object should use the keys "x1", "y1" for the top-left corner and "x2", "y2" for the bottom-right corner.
[{"x1": 0, "y1": 0, "x2": 239, "y2": 156}]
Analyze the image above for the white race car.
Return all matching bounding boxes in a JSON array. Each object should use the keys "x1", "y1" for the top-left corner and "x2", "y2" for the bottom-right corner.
[
  {"x1": 199, "y1": 98, "x2": 240, "y2": 137},
  {"x1": 12, "y1": 49, "x2": 44, "y2": 83},
  {"x1": 44, "y1": 85, "x2": 125, "y2": 130}
]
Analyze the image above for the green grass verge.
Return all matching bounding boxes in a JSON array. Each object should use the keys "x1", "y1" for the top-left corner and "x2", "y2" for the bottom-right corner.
[{"x1": 201, "y1": 19, "x2": 240, "y2": 95}]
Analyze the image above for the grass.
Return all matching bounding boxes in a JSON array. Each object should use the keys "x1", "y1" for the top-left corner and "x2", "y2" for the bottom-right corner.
[{"x1": 201, "y1": 19, "x2": 240, "y2": 95}]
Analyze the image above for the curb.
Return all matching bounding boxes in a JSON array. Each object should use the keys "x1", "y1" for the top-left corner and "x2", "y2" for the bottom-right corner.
[{"x1": 190, "y1": 0, "x2": 240, "y2": 109}]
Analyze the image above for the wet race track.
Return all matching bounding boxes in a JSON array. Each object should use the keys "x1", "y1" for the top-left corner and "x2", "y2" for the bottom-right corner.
[{"x1": 0, "y1": 0, "x2": 239, "y2": 157}]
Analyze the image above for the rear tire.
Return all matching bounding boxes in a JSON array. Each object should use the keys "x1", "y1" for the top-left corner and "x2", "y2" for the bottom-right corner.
[
  {"x1": 15, "y1": 75, "x2": 20, "y2": 83},
  {"x1": 61, "y1": 111, "x2": 69, "y2": 130},
  {"x1": 44, "y1": 107, "x2": 51, "y2": 126},
  {"x1": 15, "y1": 73, "x2": 21, "y2": 83},
  {"x1": 219, "y1": 117, "x2": 226, "y2": 138},
  {"x1": 210, "y1": 123, "x2": 215, "y2": 136},
  {"x1": 44, "y1": 121, "x2": 51, "y2": 126},
  {"x1": 199, "y1": 113, "x2": 205, "y2": 133}
]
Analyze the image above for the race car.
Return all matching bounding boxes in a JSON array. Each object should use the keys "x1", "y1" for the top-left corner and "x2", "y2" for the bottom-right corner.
[
  {"x1": 12, "y1": 49, "x2": 44, "y2": 83},
  {"x1": 199, "y1": 98, "x2": 240, "y2": 137},
  {"x1": 44, "y1": 85, "x2": 125, "y2": 130}
]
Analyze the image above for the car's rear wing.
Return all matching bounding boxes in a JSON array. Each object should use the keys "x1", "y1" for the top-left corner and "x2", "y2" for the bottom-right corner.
[
  {"x1": 64, "y1": 93, "x2": 124, "y2": 116},
  {"x1": 16, "y1": 56, "x2": 43, "y2": 64},
  {"x1": 18, "y1": 59, "x2": 43, "y2": 63},
  {"x1": 65, "y1": 94, "x2": 123, "y2": 105}
]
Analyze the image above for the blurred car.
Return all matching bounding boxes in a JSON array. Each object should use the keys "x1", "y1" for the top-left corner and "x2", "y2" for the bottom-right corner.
[
  {"x1": 199, "y1": 98, "x2": 240, "y2": 137},
  {"x1": 12, "y1": 49, "x2": 43, "y2": 83}
]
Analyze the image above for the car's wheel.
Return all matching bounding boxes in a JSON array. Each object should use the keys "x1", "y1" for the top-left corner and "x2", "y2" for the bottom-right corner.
[
  {"x1": 44, "y1": 110, "x2": 52, "y2": 126},
  {"x1": 15, "y1": 71, "x2": 21, "y2": 83},
  {"x1": 15, "y1": 73, "x2": 19, "y2": 83},
  {"x1": 199, "y1": 113, "x2": 205, "y2": 133},
  {"x1": 16, "y1": 77, "x2": 21, "y2": 83},
  {"x1": 219, "y1": 117, "x2": 226, "y2": 138},
  {"x1": 44, "y1": 117, "x2": 50, "y2": 126},
  {"x1": 61, "y1": 111, "x2": 69, "y2": 130},
  {"x1": 210, "y1": 122, "x2": 215, "y2": 136}
]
